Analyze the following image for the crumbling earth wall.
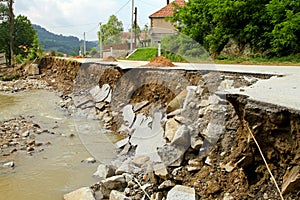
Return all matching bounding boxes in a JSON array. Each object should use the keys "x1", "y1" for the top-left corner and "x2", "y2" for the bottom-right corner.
[{"x1": 38, "y1": 57, "x2": 299, "y2": 199}]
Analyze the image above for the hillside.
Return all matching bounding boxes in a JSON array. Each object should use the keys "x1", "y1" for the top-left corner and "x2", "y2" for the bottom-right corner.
[{"x1": 33, "y1": 24, "x2": 98, "y2": 56}]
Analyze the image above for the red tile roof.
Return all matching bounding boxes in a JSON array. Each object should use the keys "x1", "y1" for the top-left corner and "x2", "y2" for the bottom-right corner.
[{"x1": 149, "y1": 0, "x2": 185, "y2": 18}]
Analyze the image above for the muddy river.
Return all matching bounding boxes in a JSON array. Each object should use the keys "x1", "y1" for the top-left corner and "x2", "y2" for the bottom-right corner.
[{"x1": 0, "y1": 90, "x2": 117, "y2": 199}]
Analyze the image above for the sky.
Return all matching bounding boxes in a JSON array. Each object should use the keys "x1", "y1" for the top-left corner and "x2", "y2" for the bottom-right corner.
[{"x1": 14, "y1": 0, "x2": 167, "y2": 41}]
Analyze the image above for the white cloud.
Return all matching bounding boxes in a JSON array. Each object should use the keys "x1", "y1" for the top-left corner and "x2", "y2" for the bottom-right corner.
[{"x1": 14, "y1": 0, "x2": 167, "y2": 40}]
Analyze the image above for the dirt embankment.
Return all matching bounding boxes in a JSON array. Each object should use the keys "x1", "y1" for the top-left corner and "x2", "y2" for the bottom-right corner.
[{"x1": 5, "y1": 57, "x2": 298, "y2": 199}]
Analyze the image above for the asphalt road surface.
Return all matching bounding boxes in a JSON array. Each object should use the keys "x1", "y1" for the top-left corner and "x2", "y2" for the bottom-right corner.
[{"x1": 75, "y1": 58, "x2": 300, "y2": 111}]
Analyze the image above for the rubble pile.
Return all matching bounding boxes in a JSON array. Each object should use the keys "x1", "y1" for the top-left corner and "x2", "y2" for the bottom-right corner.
[
  {"x1": 2, "y1": 57, "x2": 298, "y2": 199},
  {"x1": 146, "y1": 56, "x2": 175, "y2": 67},
  {"x1": 55, "y1": 59, "x2": 298, "y2": 199},
  {"x1": 0, "y1": 116, "x2": 54, "y2": 160}
]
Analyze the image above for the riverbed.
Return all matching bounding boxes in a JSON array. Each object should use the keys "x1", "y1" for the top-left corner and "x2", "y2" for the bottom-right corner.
[{"x1": 0, "y1": 90, "x2": 116, "y2": 199}]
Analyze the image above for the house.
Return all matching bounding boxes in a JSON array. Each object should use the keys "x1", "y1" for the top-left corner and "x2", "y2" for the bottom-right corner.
[{"x1": 149, "y1": 0, "x2": 185, "y2": 45}]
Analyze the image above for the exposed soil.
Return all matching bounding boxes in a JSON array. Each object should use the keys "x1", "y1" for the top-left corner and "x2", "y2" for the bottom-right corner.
[
  {"x1": 145, "y1": 56, "x2": 175, "y2": 67},
  {"x1": 102, "y1": 56, "x2": 118, "y2": 62}
]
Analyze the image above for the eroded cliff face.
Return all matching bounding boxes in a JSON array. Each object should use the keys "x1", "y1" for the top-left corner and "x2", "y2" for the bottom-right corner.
[
  {"x1": 226, "y1": 94, "x2": 300, "y2": 198},
  {"x1": 38, "y1": 57, "x2": 299, "y2": 199}
]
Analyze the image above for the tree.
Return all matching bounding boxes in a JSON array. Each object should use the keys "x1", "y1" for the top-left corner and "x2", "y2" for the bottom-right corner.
[
  {"x1": 0, "y1": 0, "x2": 14, "y2": 66},
  {"x1": 98, "y1": 15, "x2": 123, "y2": 46},
  {"x1": 161, "y1": 33, "x2": 209, "y2": 62},
  {"x1": 129, "y1": 24, "x2": 142, "y2": 44},
  {"x1": 0, "y1": 2, "x2": 8, "y2": 21},
  {"x1": 267, "y1": 0, "x2": 300, "y2": 56},
  {"x1": 0, "y1": 15, "x2": 38, "y2": 62},
  {"x1": 172, "y1": 0, "x2": 300, "y2": 58},
  {"x1": 14, "y1": 15, "x2": 37, "y2": 57},
  {"x1": 142, "y1": 24, "x2": 149, "y2": 38},
  {"x1": 87, "y1": 47, "x2": 98, "y2": 57}
]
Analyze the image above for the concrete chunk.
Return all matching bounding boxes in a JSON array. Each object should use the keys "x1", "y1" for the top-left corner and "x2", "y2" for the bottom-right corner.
[
  {"x1": 133, "y1": 101, "x2": 149, "y2": 112},
  {"x1": 130, "y1": 112, "x2": 165, "y2": 162},
  {"x1": 166, "y1": 185, "x2": 196, "y2": 200},
  {"x1": 90, "y1": 84, "x2": 111, "y2": 103},
  {"x1": 122, "y1": 105, "x2": 135, "y2": 127}
]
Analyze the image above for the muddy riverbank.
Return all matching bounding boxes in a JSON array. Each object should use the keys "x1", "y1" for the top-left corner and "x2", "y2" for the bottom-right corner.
[
  {"x1": 1, "y1": 57, "x2": 299, "y2": 199},
  {"x1": 0, "y1": 90, "x2": 116, "y2": 200}
]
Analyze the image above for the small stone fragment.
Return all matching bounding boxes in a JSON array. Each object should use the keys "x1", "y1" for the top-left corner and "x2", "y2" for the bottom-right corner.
[
  {"x1": 166, "y1": 185, "x2": 196, "y2": 200},
  {"x1": 82, "y1": 157, "x2": 96, "y2": 164},
  {"x1": 206, "y1": 180, "x2": 220, "y2": 194},
  {"x1": 164, "y1": 118, "x2": 180, "y2": 142},
  {"x1": 93, "y1": 164, "x2": 115, "y2": 179},
  {"x1": 3, "y1": 161, "x2": 14, "y2": 168},
  {"x1": 282, "y1": 166, "x2": 300, "y2": 194},
  {"x1": 109, "y1": 190, "x2": 131, "y2": 200},
  {"x1": 132, "y1": 155, "x2": 150, "y2": 167},
  {"x1": 133, "y1": 101, "x2": 149, "y2": 112},
  {"x1": 158, "y1": 180, "x2": 175, "y2": 190},
  {"x1": 63, "y1": 187, "x2": 95, "y2": 200},
  {"x1": 153, "y1": 163, "x2": 168, "y2": 179}
]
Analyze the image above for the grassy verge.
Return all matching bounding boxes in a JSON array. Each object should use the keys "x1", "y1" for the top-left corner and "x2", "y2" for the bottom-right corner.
[
  {"x1": 124, "y1": 47, "x2": 186, "y2": 62},
  {"x1": 213, "y1": 54, "x2": 300, "y2": 65},
  {"x1": 124, "y1": 47, "x2": 300, "y2": 65}
]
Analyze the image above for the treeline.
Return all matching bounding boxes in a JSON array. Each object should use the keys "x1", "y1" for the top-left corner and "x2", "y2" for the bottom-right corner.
[
  {"x1": 172, "y1": 0, "x2": 300, "y2": 58},
  {"x1": 33, "y1": 24, "x2": 98, "y2": 56}
]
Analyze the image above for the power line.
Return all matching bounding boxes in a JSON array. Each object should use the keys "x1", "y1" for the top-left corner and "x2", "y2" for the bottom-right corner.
[{"x1": 115, "y1": 0, "x2": 131, "y2": 15}]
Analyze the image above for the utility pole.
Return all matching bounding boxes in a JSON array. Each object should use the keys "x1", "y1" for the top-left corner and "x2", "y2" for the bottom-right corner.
[
  {"x1": 8, "y1": 0, "x2": 13, "y2": 67},
  {"x1": 99, "y1": 22, "x2": 103, "y2": 59},
  {"x1": 134, "y1": 7, "x2": 137, "y2": 47},
  {"x1": 130, "y1": 0, "x2": 134, "y2": 52},
  {"x1": 83, "y1": 32, "x2": 86, "y2": 57}
]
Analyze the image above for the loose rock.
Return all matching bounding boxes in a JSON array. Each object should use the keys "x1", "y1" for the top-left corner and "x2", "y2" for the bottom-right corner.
[
  {"x1": 166, "y1": 185, "x2": 196, "y2": 200},
  {"x1": 63, "y1": 187, "x2": 95, "y2": 200}
]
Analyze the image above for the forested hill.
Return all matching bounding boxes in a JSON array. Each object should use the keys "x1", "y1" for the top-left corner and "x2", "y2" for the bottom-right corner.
[{"x1": 33, "y1": 24, "x2": 98, "y2": 56}]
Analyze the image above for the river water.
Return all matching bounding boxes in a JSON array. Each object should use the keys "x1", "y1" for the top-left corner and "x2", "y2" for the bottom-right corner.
[{"x1": 0, "y1": 90, "x2": 117, "y2": 200}]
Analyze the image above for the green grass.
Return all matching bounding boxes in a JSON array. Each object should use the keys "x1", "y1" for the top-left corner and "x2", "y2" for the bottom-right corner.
[
  {"x1": 215, "y1": 54, "x2": 300, "y2": 65},
  {"x1": 124, "y1": 47, "x2": 186, "y2": 62}
]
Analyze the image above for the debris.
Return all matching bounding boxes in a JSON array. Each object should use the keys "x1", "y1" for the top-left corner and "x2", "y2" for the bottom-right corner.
[
  {"x1": 146, "y1": 56, "x2": 175, "y2": 67},
  {"x1": 166, "y1": 185, "x2": 196, "y2": 200},
  {"x1": 3, "y1": 161, "x2": 14, "y2": 168},
  {"x1": 63, "y1": 187, "x2": 95, "y2": 200},
  {"x1": 93, "y1": 164, "x2": 115, "y2": 180},
  {"x1": 109, "y1": 190, "x2": 131, "y2": 200},
  {"x1": 282, "y1": 166, "x2": 300, "y2": 194}
]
